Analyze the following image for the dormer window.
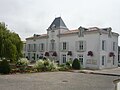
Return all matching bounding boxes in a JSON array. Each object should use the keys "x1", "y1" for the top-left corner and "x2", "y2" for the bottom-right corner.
[
  {"x1": 78, "y1": 26, "x2": 84, "y2": 37},
  {"x1": 108, "y1": 27, "x2": 112, "y2": 37}
]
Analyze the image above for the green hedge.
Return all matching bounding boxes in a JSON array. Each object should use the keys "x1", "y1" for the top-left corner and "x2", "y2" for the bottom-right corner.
[{"x1": 0, "y1": 60, "x2": 11, "y2": 74}]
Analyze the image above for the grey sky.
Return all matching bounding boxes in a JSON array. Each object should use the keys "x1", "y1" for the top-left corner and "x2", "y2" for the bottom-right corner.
[{"x1": 0, "y1": 0, "x2": 120, "y2": 42}]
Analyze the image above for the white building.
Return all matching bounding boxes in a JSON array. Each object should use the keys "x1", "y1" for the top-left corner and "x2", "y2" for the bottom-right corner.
[{"x1": 25, "y1": 17, "x2": 119, "y2": 69}]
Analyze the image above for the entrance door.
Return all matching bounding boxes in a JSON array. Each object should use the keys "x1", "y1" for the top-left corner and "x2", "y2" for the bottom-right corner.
[{"x1": 101, "y1": 56, "x2": 106, "y2": 68}]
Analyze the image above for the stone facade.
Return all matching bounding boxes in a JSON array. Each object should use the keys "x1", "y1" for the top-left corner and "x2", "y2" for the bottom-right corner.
[{"x1": 24, "y1": 17, "x2": 119, "y2": 69}]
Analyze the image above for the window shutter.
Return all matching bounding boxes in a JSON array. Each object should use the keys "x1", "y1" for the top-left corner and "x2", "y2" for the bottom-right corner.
[
  {"x1": 66, "y1": 42, "x2": 69, "y2": 51},
  {"x1": 115, "y1": 42, "x2": 117, "y2": 52},
  {"x1": 39, "y1": 44, "x2": 41, "y2": 51},
  {"x1": 35, "y1": 44, "x2": 37, "y2": 51},
  {"x1": 27, "y1": 44, "x2": 29, "y2": 51},
  {"x1": 83, "y1": 41, "x2": 86, "y2": 51},
  {"x1": 31, "y1": 44, "x2": 33, "y2": 51},
  {"x1": 43, "y1": 43, "x2": 45, "y2": 51},
  {"x1": 105, "y1": 41, "x2": 107, "y2": 51}
]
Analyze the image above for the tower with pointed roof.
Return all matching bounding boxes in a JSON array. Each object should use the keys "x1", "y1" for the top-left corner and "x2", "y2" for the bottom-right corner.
[{"x1": 47, "y1": 17, "x2": 68, "y2": 31}]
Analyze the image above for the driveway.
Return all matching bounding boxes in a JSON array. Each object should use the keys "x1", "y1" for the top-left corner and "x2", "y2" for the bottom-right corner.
[{"x1": 0, "y1": 72, "x2": 118, "y2": 90}]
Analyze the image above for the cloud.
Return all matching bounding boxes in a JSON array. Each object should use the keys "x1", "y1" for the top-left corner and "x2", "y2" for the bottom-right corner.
[{"x1": 0, "y1": 0, "x2": 120, "y2": 42}]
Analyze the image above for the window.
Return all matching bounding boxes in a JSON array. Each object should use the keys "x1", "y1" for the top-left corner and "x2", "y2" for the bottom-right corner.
[
  {"x1": 102, "y1": 56, "x2": 105, "y2": 65},
  {"x1": 27, "y1": 44, "x2": 31, "y2": 51},
  {"x1": 62, "y1": 54, "x2": 66, "y2": 63},
  {"x1": 78, "y1": 54, "x2": 83, "y2": 65},
  {"x1": 39, "y1": 43, "x2": 44, "y2": 51},
  {"x1": 63, "y1": 42, "x2": 67, "y2": 50},
  {"x1": 60, "y1": 42, "x2": 68, "y2": 51},
  {"x1": 76, "y1": 41, "x2": 86, "y2": 51},
  {"x1": 78, "y1": 27, "x2": 84, "y2": 37},
  {"x1": 79, "y1": 41, "x2": 84, "y2": 50},
  {"x1": 51, "y1": 42, "x2": 55, "y2": 50},
  {"x1": 28, "y1": 53, "x2": 30, "y2": 60},
  {"x1": 113, "y1": 42, "x2": 116, "y2": 51},
  {"x1": 33, "y1": 44, "x2": 36, "y2": 51},
  {"x1": 33, "y1": 53, "x2": 36, "y2": 60},
  {"x1": 50, "y1": 40, "x2": 55, "y2": 51},
  {"x1": 102, "y1": 40, "x2": 106, "y2": 50}
]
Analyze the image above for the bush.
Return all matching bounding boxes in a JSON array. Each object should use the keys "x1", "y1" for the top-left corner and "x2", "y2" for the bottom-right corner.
[
  {"x1": 34, "y1": 59, "x2": 58, "y2": 72},
  {"x1": 58, "y1": 64, "x2": 69, "y2": 71},
  {"x1": 16, "y1": 58, "x2": 29, "y2": 72},
  {"x1": 0, "y1": 60, "x2": 11, "y2": 74},
  {"x1": 34, "y1": 60, "x2": 44, "y2": 72},
  {"x1": 72, "y1": 58, "x2": 81, "y2": 70},
  {"x1": 66, "y1": 60, "x2": 72, "y2": 69},
  {"x1": 16, "y1": 58, "x2": 29, "y2": 66}
]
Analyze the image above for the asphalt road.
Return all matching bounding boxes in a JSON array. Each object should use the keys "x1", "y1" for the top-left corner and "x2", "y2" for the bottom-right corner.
[{"x1": 0, "y1": 72, "x2": 119, "y2": 90}]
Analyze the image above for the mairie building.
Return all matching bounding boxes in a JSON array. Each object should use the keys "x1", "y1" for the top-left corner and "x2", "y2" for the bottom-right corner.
[{"x1": 24, "y1": 17, "x2": 119, "y2": 69}]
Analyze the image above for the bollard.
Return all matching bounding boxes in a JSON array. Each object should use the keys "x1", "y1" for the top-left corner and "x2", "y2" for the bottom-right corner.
[{"x1": 113, "y1": 79, "x2": 120, "y2": 90}]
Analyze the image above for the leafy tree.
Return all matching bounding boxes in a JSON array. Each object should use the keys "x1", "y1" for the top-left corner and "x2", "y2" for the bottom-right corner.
[{"x1": 0, "y1": 22, "x2": 23, "y2": 62}]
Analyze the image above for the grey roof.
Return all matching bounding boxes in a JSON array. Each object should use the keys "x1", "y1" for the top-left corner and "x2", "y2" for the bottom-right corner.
[{"x1": 48, "y1": 17, "x2": 68, "y2": 30}]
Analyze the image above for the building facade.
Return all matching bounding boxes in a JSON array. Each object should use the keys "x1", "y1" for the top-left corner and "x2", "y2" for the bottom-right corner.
[{"x1": 25, "y1": 17, "x2": 119, "y2": 69}]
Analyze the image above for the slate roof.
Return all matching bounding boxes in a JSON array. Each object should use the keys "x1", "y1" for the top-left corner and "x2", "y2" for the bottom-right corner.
[{"x1": 48, "y1": 17, "x2": 68, "y2": 30}]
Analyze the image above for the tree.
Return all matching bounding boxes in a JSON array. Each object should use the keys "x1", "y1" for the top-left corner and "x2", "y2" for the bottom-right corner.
[{"x1": 0, "y1": 22, "x2": 23, "y2": 62}]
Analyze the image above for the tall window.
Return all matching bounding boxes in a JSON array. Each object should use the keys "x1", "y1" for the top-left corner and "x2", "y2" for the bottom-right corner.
[
  {"x1": 50, "y1": 40, "x2": 55, "y2": 51},
  {"x1": 39, "y1": 43, "x2": 44, "y2": 51},
  {"x1": 33, "y1": 53, "x2": 36, "y2": 60},
  {"x1": 62, "y1": 54, "x2": 66, "y2": 63},
  {"x1": 102, "y1": 56, "x2": 105, "y2": 65},
  {"x1": 27, "y1": 44, "x2": 31, "y2": 51},
  {"x1": 28, "y1": 53, "x2": 30, "y2": 60},
  {"x1": 60, "y1": 42, "x2": 68, "y2": 51},
  {"x1": 51, "y1": 42, "x2": 55, "y2": 50},
  {"x1": 79, "y1": 41, "x2": 84, "y2": 50},
  {"x1": 33, "y1": 44, "x2": 36, "y2": 51},
  {"x1": 102, "y1": 40, "x2": 106, "y2": 50},
  {"x1": 113, "y1": 42, "x2": 116, "y2": 51},
  {"x1": 63, "y1": 42, "x2": 67, "y2": 50},
  {"x1": 78, "y1": 54, "x2": 83, "y2": 65},
  {"x1": 76, "y1": 41, "x2": 86, "y2": 51}
]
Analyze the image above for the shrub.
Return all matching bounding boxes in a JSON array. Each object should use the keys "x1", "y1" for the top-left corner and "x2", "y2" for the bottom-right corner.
[
  {"x1": 16, "y1": 58, "x2": 29, "y2": 72},
  {"x1": 16, "y1": 58, "x2": 29, "y2": 66},
  {"x1": 72, "y1": 58, "x2": 81, "y2": 70},
  {"x1": 66, "y1": 60, "x2": 72, "y2": 69},
  {"x1": 34, "y1": 60, "x2": 44, "y2": 72},
  {"x1": 58, "y1": 64, "x2": 69, "y2": 71},
  {"x1": 34, "y1": 59, "x2": 58, "y2": 72},
  {"x1": 0, "y1": 60, "x2": 11, "y2": 74}
]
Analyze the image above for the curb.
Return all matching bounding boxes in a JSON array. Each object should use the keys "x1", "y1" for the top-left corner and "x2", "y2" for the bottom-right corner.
[{"x1": 70, "y1": 70, "x2": 120, "y2": 77}]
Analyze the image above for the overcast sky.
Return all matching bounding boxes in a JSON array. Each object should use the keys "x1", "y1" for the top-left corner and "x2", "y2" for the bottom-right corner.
[{"x1": 0, "y1": 0, "x2": 120, "y2": 42}]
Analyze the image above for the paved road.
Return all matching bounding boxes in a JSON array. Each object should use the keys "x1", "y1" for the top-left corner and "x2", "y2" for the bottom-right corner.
[{"x1": 0, "y1": 72, "x2": 119, "y2": 90}]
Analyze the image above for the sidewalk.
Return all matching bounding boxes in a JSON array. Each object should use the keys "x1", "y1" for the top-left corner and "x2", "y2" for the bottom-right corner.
[{"x1": 71, "y1": 67, "x2": 120, "y2": 76}]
